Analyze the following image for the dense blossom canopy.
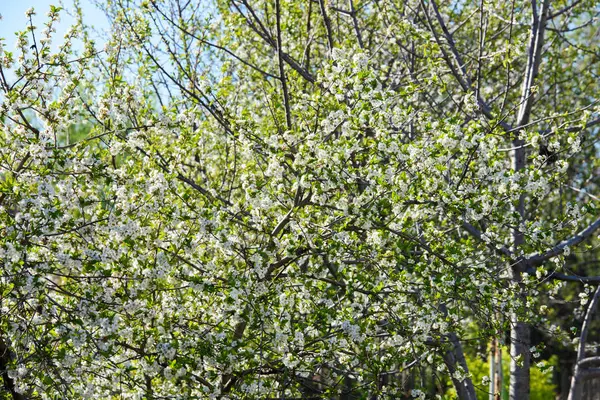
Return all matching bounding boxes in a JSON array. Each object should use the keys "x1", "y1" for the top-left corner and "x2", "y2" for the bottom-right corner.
[{"x1": 0, "y1": 0, "x2": 599, "y2": 399}]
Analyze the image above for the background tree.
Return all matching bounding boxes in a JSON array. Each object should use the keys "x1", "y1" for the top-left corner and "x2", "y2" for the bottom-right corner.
[{"x1": 0, "y1": 0, "x2": 599, "y2": 399}]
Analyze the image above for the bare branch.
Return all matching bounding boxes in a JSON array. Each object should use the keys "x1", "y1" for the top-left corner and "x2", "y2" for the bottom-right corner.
[
  {"x1": 515, "y1": 0, "x2": 550, "y2": 127},
  {"x1": 318, "y1": 0, "x2": 335, "y2": 52},
  {"x1": 579, "y1": 357, "x2": 600, "y2": 367},
  {"x1": 548, "y1": 0, "x2": 583, "y2": 19},
  {"x1": 275, "y1": 0, "x2": 293, "y2": 130},
  {"x1": 547, "y1": 271, "x2": 600, "y2": 284},
  {"x1": 347, "y1": 0, "x2": 364, "y2": 49}
]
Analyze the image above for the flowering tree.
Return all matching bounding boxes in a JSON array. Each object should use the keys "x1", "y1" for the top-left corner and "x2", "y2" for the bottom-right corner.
[{"x1": 0, "y1": 0, "x2": 599, "y2": 399}]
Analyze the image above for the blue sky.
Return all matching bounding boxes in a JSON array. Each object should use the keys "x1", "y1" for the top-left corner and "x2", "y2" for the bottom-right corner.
[{"x1": 0, "y1": 0, "x2": 109, "y2": 51}]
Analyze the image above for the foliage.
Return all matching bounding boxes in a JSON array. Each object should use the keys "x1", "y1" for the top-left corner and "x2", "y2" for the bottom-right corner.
[
  {"x1": 0, "y1": 0, "x2": 599, "y2": 399},
  {"x1": 446, "y1": 346, "x2": 557, "y2": 400}
]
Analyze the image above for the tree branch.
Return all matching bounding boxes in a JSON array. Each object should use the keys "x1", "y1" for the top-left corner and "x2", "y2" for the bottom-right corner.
[
  {"x1": 275, "y1": 0, "x2": 293, "y2": 130},
  {"x1": 515, "y1": 0, "x2": 550, "y2": 127},
  {"x1": 548, "y1": 0, "x2": 583, "y2": 19},
  {"x1": 318, "y1": 0, "x2": 334, "y2": 52},
  {"x1": 579, "y1": 357, "x2": 600, "y2": 367},
  {"x1": 462, "y1": 221, "x2": 513, "y2": 258},
  {"x1": 526, "y1": 215, "x2": 600, "y2": 266},
  {"x1": 347, "y1": 0, "x2": 364, "y2": 49}
]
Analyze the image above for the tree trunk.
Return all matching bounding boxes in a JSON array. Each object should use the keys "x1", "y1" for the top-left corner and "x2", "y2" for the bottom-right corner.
[
  {"x1": 509, "y1": 316, "x2": 530, "y2": 400},
  {"x1": 489, "y1": 339, "x2": 496, "y2": 400},
  {"x1": 567, "y1": 286, "x2": 600, "y2": 400},
  {"x1": 442, "y1": 332, "x2": 478, "y2": 400},
  {"x1": 496, "y1": 344, "x2": 503, "y2": 400},
  {"x1": 0, "y1": 336, "x2": 26, "y2": 400},
  {"x1": 510, "y1": 0, "x2": 549, "y2": 396}
]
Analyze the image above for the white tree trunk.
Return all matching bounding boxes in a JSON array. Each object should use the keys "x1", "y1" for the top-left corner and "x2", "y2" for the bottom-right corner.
[
  {"x1": 489, "y1": 339, "x2": 496, "y2": 400},
  {"x1": 509, "y1": 0, "x2": 549, "y2": 397},
  {"x1": 568, "y1": 286, "x2": 600, "y2": 400},
  {"x1": 509, "y1": 316, "x2": 530, "y2": 400}
]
